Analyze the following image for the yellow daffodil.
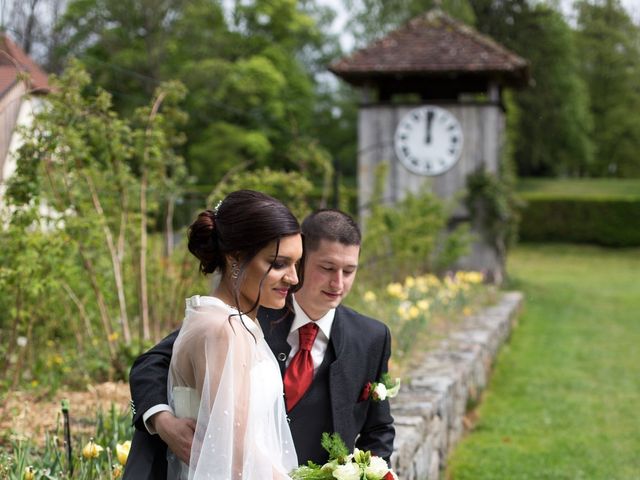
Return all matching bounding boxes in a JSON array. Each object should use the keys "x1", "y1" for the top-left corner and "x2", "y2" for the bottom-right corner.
[
  {"x1": 417, "y1": 299, "x2": 430, "y2": 311},
  {"x1": 24, "y1": 466, "x2": 35, "y2": 480},
  {"x1": 408, "y1": 305, "x2": 420, "y2": 319},
  {"x1": 457, "y1": 271, "x2": 484, "y2": 284},
  {"x1": 425, "y1": 274, "x2": 440, "y2": 287},
  {"x1": 116, "y1": 440, "x2": 131, "y2": 466},
  {"x1": 363, "y1": 291, "x2": 377, "y2": 302},
  {"x1": 82, "y1": 439, "x2": 104, "y2": 459},
  {"x1": 404, "y1": 276, "x2": 416, "y2": 288},
  {"x1": 386, "y1": 282, "x2": 404, "y2": 299}
]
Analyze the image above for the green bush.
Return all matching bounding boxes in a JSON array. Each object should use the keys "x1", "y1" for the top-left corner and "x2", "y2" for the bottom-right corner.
[
  {"x1": 518, "y1": 196, "x2": 640, "y2": 246},
  {"x1": 359, "y1": 163, "x2": 471, "y2": 287},
  {"x1": 0, "y1": 61, "x2": 202, "y2": 390}
]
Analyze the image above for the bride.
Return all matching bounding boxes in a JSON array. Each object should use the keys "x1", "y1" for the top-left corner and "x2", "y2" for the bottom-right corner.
[{"x1": 167, "y1": 190, "x2": 302, "y2": 479}]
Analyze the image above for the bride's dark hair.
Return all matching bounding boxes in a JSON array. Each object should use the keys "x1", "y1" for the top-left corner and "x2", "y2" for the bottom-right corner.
[{"x1": 188, "y1": 190, "x2": 300, "y2": 315}]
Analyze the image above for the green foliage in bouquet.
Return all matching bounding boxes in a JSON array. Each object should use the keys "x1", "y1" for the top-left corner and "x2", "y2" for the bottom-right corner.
[
  {"x1": 320, "y1": 433, "x2": 350, "y2": 465},
  {"x1": 290, "y1": 433, "x2": 348, "y2": 480}
]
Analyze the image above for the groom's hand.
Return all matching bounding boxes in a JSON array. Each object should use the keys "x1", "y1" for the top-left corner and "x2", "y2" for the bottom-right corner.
[{"x1": 152, "y1": 411, "x2": 196, "y2": 464}]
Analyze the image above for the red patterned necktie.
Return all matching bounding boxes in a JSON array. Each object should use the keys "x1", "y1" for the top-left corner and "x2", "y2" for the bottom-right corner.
[{"x1": 284, "y1": 322, "x2": 319, "y2": 411}]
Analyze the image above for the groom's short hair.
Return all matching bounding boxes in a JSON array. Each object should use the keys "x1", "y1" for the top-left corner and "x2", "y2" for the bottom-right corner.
[{"x1": 301, "y1": 209, "x2": 361, "y2": 253}]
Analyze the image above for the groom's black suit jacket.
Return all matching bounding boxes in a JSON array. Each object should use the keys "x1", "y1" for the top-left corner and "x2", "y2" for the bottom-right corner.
[{"x1": 123, "y1": 304, "x2": 395, "y2": 479}]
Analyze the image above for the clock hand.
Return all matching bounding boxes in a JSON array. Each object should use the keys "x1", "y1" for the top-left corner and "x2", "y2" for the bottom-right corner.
[{"x1": 425, "y1": 110, "x2": 434, "y2": 144}]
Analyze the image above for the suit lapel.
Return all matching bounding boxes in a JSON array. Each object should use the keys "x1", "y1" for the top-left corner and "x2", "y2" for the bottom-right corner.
[{"x1": 329, "y1": 307, "x2": 351, "y2": 435}]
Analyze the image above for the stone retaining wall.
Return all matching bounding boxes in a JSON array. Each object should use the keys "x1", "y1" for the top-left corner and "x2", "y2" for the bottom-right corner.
[{"x1": 390, "y1": 292, "x2": 523, "y2": 479}]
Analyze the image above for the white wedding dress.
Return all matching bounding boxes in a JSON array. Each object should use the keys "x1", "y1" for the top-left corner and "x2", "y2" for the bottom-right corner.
[{"x1": 167, "y1": 295, "x2": 297, "y2": 480}]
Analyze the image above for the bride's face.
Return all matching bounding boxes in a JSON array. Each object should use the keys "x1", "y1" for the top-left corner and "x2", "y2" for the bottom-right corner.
[{"x1": 238, "y1": 234, "x2": 303, "y2": 312}]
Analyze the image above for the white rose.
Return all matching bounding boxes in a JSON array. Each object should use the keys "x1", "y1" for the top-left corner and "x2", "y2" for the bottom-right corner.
[
  {"x1": 332, "y1": 462, "x2": 362, "y2": 480},
  {"x1": 373, "y1": 383, "x2": 387, "y2": 401},
  {"x1": 365, "y1": 456, "x2": 390, "y2": 479}
]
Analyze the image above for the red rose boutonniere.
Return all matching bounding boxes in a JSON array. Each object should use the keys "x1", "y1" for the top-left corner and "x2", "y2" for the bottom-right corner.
[{"x1": 359, "y1": 373, "x2": 401, "y2": 402}]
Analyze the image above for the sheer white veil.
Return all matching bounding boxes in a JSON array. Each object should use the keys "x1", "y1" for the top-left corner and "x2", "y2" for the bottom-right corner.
[{"x1": 167, "y1": 296, "x2": 297, "y2": 479}]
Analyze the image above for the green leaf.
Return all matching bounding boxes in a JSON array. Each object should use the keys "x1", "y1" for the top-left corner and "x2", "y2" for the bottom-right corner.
[{"x1": 320, "y1": 432, "x2": 350, "y2": 463}]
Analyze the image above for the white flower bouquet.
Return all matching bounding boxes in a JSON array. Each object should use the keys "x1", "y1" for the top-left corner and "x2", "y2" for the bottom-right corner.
[{"x1": 290, "y1": 433, "x2": 398, "y2": 480}]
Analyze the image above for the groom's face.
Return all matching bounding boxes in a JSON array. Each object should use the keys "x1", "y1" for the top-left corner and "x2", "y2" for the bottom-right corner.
[{"x1": 295, "y1": 239, "x2": 360, "y2": 320}]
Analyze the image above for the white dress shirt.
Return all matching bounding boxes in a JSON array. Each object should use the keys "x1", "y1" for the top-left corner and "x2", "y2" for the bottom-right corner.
[
  {"x1": 286, "y1": 296, "x2": 335, "y2": 373},
  {"x1": 143, "y1": 403, "x2": 172, "y2": 434}
]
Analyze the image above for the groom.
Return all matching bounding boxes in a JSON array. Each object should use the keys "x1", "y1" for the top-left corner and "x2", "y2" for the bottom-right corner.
[{"x1": 123, "y1": 209, "x2": 395, "y2": 479}]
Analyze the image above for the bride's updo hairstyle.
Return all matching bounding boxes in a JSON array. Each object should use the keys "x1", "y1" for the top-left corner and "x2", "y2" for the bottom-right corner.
[{"x1": 187, "y1": 190, "x2": 300, "y2": 310}]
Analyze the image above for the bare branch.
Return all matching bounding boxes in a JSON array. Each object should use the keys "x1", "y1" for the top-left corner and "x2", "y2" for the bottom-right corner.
[{"x1": 83, "y1": 171, "x2": 131, "y2": 344}]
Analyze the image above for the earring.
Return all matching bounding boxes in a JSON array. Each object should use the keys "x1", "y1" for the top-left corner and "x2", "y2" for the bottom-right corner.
[{"x1": 231, "y1": 262, "x2": 240, "y2": 279}]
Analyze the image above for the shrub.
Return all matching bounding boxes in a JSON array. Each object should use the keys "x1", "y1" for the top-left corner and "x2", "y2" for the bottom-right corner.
[
  {"x1": 518, "y1": 196, "x2": 640, "y2": 246},
  {"x1": 0, "y1": 60, "x2": 201, "y2": 388},
  {"x1": 359, "y1": 163, "x2": 471, "y2": 287}
]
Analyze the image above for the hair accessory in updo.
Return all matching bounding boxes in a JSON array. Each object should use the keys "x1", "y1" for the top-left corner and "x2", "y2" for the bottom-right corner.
[{"x1": 213, "y1": 199, "x2": 223, "y2": 216}]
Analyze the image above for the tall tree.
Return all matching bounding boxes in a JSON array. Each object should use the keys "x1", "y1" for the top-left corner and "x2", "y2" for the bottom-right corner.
[
  {"x1": 56, "y1": 0, "x2": 338, "y2": 194},
  {"x1": 0, "y1": 0, "x2": 68, "y2": 72},
  {"x1": 59, "y1": 0, "x2": 185, "y2": 110},
  {"x1": 1, "y1": 0, "x2": 42, "y2": 54},
  {"x1": 471, "y1": 0, "x2": 594, "y2": 177},
  {"x1": 574, "y1": 0, "x2": 640, "y2": 177}
]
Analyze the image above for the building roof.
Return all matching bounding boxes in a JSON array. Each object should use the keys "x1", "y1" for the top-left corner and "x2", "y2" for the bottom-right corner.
[
  {"x1": 0, "y1": 34, "x2": 50, "y2": 98},
  {"x1": 329, "y1": 9, "x2": 529, "y2": 88}
]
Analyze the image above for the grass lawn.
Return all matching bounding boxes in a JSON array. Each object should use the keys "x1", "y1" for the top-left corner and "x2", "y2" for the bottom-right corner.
[{"x1": 446, "y1": 244, "x2": 640, "y2": 479}]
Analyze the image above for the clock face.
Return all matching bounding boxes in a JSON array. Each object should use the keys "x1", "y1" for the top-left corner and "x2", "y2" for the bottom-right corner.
[{"x1": 394, "y1": 106, "x2": 464, "y2": 176}]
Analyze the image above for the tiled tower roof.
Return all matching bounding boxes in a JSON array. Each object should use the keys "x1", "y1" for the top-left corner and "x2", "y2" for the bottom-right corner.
[{"x1": 329, "y1": 9, "x2": 528, "y2": 89}]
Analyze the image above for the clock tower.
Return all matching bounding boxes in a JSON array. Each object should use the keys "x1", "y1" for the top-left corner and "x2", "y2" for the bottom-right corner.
[{"x1": 329, "y1": 9, "x2": 529, "y2": 279}]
